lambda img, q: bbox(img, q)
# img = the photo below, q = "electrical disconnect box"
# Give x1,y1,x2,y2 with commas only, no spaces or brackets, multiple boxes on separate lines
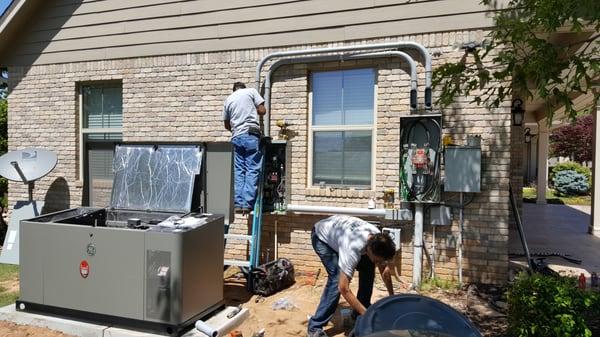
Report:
429,205,452,225
444,146,481,193
399,115,442,203
263,140,288,212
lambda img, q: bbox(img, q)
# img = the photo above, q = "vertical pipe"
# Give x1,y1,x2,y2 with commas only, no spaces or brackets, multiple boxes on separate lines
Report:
413,203,424,288
274,218,278,260
458,192,463,286
431,224,436,279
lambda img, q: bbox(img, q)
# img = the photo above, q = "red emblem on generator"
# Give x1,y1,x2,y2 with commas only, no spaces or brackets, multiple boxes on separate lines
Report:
80,260,90,278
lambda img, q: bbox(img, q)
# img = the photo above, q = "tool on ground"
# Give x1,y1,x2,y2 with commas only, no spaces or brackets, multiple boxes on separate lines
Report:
228,330,243,337
227,305,243,319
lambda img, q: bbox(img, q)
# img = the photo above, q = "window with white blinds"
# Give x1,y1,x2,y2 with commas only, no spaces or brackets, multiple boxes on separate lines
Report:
310,68,375,187
80,83,122,206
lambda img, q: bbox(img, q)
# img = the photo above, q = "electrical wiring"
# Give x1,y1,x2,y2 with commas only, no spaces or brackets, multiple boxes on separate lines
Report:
400,117,442,202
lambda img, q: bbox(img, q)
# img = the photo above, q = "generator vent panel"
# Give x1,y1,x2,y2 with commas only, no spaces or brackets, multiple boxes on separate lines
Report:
444,146,481,193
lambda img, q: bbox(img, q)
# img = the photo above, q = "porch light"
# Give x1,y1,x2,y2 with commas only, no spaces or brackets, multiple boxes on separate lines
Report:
524,128,535,143
511,98,524,126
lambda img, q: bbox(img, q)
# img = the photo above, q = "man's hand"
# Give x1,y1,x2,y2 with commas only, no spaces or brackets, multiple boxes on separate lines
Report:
378,262,394,296
224,120,231,131
338,272,367,315
256,103,266,116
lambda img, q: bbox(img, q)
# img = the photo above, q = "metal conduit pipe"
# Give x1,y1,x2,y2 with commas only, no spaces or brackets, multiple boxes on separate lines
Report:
262,51,418,137
255,42,433,113
286,204,387,217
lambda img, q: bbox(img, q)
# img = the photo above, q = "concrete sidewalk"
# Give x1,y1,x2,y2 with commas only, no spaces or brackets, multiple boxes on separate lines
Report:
509,203,600,279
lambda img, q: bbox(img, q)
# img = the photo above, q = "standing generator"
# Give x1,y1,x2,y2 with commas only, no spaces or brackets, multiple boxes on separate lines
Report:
17,143,230,336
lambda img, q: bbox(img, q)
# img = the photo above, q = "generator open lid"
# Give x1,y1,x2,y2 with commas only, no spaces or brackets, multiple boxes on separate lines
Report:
110,144,203,213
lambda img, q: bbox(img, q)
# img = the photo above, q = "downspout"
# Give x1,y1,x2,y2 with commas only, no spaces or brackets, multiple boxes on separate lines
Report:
263,51,419,137
256,42,432,135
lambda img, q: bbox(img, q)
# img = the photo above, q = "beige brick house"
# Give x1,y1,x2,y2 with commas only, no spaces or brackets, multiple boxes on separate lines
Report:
0,0,518,285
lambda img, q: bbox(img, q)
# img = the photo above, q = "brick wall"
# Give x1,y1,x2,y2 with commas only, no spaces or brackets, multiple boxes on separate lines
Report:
7,30,510,284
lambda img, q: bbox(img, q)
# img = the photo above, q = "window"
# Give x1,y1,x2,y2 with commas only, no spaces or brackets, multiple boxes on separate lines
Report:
79,82,122,206
309,68,376,187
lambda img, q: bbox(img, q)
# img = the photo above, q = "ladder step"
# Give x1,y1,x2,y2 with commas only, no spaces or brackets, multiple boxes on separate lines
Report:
224,259,250,267
224,234,253,241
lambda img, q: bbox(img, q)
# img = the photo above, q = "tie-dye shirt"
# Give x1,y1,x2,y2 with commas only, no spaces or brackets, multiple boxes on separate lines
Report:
314,215,380,278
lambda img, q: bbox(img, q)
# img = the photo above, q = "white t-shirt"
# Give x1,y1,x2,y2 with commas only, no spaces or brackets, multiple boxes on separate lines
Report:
314,215,380,278
222,88,265,138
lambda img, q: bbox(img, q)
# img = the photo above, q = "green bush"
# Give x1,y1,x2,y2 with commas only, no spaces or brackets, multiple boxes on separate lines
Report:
553,170,590,196
551,162,592,186
508,272,599,337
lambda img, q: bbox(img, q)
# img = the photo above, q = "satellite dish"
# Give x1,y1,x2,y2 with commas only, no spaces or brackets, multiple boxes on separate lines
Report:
0,148,57,183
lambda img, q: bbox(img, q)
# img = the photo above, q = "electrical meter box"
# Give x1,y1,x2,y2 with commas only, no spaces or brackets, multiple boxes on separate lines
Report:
399,114,442,203
263,140,289,213
444,146,481,193
17,143,229,336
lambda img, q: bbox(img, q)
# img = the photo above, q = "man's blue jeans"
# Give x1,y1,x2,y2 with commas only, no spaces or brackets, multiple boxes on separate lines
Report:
232,133,262,209
308,229,375,333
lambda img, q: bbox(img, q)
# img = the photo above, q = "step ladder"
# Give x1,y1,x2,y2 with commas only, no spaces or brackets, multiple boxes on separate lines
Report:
223,140,268,279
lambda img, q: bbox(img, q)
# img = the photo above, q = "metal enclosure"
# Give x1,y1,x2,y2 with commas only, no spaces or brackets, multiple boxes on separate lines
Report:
17,144,229,336
399,114,443,203
444,146,481,193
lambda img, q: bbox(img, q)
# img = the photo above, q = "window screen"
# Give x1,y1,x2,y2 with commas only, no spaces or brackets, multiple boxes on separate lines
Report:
81,83,122,206
311,69,375,187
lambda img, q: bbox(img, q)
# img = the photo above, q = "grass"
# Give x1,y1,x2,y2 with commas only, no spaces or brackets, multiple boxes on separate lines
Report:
419,277,459,291
0,264,18,307
523,187,591,205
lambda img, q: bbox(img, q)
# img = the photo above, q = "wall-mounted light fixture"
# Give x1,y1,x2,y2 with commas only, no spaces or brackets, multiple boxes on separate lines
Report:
524,127,536,143
511,98,524,126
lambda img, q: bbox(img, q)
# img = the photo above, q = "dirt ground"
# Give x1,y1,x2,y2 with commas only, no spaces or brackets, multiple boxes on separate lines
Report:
0,269,508,337
224,270,508,337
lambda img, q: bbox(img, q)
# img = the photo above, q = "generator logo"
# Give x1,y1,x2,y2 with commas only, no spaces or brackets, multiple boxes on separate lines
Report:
86,243,96,256
80,260,90,278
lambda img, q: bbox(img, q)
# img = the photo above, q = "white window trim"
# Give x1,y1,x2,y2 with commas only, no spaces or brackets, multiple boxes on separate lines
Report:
78,85,123,181
307,69,378,190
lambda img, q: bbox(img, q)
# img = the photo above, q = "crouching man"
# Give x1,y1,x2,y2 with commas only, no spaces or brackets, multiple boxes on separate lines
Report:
307,215,396,337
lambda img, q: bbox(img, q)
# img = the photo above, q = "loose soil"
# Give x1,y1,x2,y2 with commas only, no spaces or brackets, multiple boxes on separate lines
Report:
0,269,509,337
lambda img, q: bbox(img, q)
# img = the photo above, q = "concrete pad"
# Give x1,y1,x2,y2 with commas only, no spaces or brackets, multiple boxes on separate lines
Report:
0,304,248,337
0,304,106,337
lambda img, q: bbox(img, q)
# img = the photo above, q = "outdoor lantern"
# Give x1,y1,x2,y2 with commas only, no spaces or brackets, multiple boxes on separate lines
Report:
523,127,535,143
511,98,524,126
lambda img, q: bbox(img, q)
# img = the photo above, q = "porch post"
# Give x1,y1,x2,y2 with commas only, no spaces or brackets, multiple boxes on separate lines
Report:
590,90,600,237
536,118,549,204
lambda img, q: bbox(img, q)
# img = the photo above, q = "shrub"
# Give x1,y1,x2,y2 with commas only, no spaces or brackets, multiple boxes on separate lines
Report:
551,161,591,186
553,170,590,196
507,272,599,337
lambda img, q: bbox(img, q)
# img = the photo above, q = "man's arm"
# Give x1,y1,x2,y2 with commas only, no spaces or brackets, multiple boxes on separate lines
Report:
256,103,266,116
338,272,367,315
224,120,231,131
378,263,394,296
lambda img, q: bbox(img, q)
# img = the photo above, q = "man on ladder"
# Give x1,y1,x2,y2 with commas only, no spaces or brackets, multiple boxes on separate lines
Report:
223,81,266,215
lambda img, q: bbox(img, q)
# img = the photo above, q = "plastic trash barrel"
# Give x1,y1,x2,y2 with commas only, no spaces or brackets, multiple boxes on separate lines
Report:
353,294,482,337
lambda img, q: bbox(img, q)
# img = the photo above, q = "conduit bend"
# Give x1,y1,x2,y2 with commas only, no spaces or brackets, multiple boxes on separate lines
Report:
255,41,432,109
262,50,419,137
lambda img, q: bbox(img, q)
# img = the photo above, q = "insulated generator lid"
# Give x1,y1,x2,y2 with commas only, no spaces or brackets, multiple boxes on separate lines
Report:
110,144,202,213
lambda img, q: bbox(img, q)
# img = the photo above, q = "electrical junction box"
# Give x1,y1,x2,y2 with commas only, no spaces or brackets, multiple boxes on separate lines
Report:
382,227,401,248
444,146,481,193
429,206,452,226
